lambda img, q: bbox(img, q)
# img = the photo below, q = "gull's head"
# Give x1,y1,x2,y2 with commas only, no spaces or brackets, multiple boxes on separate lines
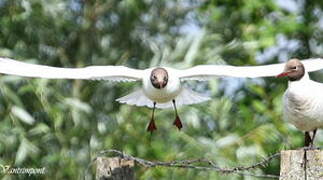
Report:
150,68,168,89
277,59,305,81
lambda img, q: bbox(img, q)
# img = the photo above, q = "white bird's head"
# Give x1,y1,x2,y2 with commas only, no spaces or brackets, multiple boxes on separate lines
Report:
150,68,168,89
277,59,305,81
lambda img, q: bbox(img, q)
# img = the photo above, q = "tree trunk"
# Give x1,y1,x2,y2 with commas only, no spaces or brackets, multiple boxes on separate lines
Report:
280,149,323,180
96,157,135,180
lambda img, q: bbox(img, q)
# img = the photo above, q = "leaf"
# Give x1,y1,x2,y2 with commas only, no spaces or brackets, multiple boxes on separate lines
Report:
11,106,35,125
15,139,28,165
29,123,50,135
215,134,240,147
15,138,39,165
64,98,92,114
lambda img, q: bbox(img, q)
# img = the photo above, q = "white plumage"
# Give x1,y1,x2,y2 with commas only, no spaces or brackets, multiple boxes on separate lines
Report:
277,59,323,146
0,57,323,109
283,73,323,131
1,57,323,132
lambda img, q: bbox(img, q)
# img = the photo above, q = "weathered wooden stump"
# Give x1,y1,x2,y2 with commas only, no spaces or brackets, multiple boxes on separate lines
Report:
280,149,323,180
96,157,135,180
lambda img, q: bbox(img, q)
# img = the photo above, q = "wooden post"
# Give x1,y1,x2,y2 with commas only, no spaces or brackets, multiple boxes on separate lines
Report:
280,150,323,180
96,157,135,180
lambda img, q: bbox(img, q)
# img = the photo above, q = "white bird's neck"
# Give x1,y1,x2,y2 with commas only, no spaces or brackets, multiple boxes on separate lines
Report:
288,71,311,89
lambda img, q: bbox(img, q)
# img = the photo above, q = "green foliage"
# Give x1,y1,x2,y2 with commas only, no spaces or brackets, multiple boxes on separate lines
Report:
0,0,322,179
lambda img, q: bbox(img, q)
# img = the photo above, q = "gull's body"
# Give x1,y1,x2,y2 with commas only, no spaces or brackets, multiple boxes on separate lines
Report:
118,67,209,109
142,68,181,103
278,59,323,146
120,67,184,108
1,57,323,132
283,74,323,132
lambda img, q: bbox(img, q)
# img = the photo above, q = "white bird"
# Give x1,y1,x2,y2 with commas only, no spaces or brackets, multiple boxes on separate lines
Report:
1,57,323,133
277,59,323,147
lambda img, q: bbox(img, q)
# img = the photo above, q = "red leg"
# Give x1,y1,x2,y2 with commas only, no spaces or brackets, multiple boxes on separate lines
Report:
172,100,183,130
147,102,157,133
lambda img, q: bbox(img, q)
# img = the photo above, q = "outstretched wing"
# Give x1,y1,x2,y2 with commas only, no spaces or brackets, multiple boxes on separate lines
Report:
177,58,323,81
0,57,144,82
301,58,323,72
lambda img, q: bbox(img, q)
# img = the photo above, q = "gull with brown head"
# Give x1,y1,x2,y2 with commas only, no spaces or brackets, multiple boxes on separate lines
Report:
1,57,323,133
277,58,323,147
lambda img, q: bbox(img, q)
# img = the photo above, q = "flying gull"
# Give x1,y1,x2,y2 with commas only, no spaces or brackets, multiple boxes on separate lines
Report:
0,57,323,133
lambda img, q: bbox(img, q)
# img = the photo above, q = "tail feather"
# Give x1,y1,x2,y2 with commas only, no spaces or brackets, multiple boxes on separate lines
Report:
116,88,210,109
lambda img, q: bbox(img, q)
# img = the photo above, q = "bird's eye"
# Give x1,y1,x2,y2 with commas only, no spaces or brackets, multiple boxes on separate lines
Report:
153,75,157,79
291,66,297,70
164,77,167,81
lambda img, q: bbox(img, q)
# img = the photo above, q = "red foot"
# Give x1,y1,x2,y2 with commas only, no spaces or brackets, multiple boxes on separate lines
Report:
147,119,157,133
173,115,183,130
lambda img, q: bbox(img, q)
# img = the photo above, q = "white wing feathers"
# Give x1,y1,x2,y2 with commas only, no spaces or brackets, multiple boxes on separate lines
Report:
2,57,322,82
116,88,210,109
116,89,153,107
178,58,323,81
0,57,143,82
300,58,323,72
174,88,210,107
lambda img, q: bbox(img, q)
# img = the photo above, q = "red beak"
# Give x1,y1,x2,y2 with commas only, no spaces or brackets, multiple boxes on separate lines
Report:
276,72,289,78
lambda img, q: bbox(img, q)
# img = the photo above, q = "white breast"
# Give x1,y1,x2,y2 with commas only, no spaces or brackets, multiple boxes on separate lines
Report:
142,68,182,103
283,76,323,131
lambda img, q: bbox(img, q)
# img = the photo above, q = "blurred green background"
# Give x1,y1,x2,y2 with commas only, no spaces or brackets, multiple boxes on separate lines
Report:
0,0,322,179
